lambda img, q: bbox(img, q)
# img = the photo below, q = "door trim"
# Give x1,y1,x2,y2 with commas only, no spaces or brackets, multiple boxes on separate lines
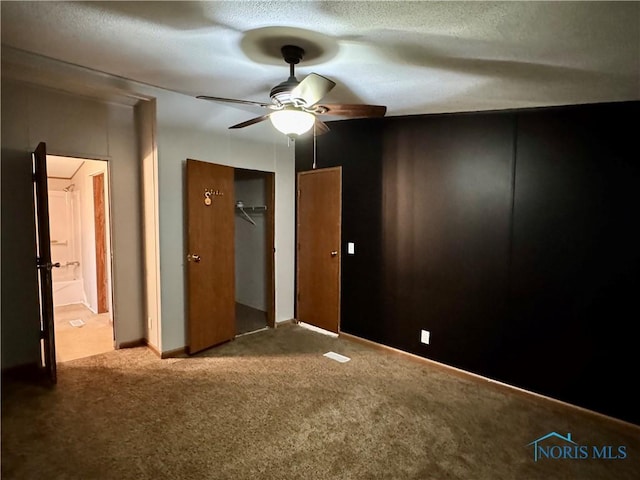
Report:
265,172,276,328
49,155,117,348
93,172,109,314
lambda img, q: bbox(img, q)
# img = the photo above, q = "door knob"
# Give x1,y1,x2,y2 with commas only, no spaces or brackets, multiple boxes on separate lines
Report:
331,251,338,257
37,261,61,270
187,254,201,263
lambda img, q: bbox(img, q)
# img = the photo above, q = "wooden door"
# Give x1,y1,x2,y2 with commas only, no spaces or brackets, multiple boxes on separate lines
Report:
297,167,342,333
32,142,58,384
93,173,109,314
186,159,235,354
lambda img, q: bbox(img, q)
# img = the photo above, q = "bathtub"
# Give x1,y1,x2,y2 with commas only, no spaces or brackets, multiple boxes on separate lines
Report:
52,278,87,307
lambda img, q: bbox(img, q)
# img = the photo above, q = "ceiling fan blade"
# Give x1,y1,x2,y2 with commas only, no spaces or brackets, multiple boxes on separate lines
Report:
229,114,271,129
196,95,276,110
316,104,387,118
291,73,336,107
314,119,330,135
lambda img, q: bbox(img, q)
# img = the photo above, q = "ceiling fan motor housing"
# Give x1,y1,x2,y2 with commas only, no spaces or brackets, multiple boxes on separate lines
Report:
270,77,300,106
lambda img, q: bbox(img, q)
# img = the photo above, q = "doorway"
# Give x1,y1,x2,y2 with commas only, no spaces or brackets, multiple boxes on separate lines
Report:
234,169,275,336
45,155,115,362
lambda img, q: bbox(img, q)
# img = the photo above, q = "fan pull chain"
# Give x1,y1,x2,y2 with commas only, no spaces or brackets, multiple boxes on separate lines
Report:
313,122,317,170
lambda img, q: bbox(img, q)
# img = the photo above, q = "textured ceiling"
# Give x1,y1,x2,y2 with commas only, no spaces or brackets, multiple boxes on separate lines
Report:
2,1,639,136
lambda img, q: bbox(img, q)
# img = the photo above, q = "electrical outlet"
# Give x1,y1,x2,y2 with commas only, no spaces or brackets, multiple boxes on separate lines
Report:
148,317,153,330
420,329,430,345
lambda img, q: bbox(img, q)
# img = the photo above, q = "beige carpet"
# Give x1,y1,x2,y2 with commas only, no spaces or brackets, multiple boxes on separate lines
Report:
54,303,113,362
2,323,638,479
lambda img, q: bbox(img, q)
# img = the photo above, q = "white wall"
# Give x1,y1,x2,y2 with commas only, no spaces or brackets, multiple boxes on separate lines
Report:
235,176,267,311
47,189,81,285
1,79,143,368
47,191,71,280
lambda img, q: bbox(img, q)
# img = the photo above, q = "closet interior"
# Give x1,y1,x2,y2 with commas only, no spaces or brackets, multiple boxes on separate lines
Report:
234,168,271,335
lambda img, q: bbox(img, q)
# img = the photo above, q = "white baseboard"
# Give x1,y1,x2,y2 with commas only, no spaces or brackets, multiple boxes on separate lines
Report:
298,322,339,338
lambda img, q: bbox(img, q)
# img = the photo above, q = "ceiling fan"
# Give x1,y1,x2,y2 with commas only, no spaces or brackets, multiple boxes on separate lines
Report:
197,45,387,136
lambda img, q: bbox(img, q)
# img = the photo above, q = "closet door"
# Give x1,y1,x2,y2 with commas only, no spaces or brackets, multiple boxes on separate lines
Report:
297,167,342,333
186,159,235,354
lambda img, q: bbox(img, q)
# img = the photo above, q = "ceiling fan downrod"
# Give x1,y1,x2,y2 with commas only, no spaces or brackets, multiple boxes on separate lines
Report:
281,44,305,77
270,45,306,106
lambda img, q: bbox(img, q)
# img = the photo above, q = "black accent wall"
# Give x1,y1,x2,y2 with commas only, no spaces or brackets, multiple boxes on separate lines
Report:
295,101,639,425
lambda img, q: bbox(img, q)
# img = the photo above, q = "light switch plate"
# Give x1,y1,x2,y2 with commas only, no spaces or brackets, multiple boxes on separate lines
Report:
347,242,355,254
421,330,430,344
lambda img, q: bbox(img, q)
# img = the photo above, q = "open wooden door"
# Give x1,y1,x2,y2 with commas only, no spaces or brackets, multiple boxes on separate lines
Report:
32,142,58,384
297,167,342,333
186,159,235,354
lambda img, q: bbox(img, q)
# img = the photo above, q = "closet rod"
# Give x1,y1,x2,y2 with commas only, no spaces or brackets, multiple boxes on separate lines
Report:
235,203,267,211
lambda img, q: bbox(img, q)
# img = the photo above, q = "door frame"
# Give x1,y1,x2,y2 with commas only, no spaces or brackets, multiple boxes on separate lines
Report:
47,154,117,349
265,171,276,329
233,168,276,329
93,172,109,314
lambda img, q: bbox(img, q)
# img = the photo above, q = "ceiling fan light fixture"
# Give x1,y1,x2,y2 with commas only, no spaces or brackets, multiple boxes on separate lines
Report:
269,109,315,136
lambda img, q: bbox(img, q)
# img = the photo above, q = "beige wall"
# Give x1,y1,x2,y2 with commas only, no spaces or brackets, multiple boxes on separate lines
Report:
1,79,144,368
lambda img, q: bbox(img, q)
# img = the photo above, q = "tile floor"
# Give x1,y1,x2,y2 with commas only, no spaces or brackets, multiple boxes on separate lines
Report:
53,303,114,362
